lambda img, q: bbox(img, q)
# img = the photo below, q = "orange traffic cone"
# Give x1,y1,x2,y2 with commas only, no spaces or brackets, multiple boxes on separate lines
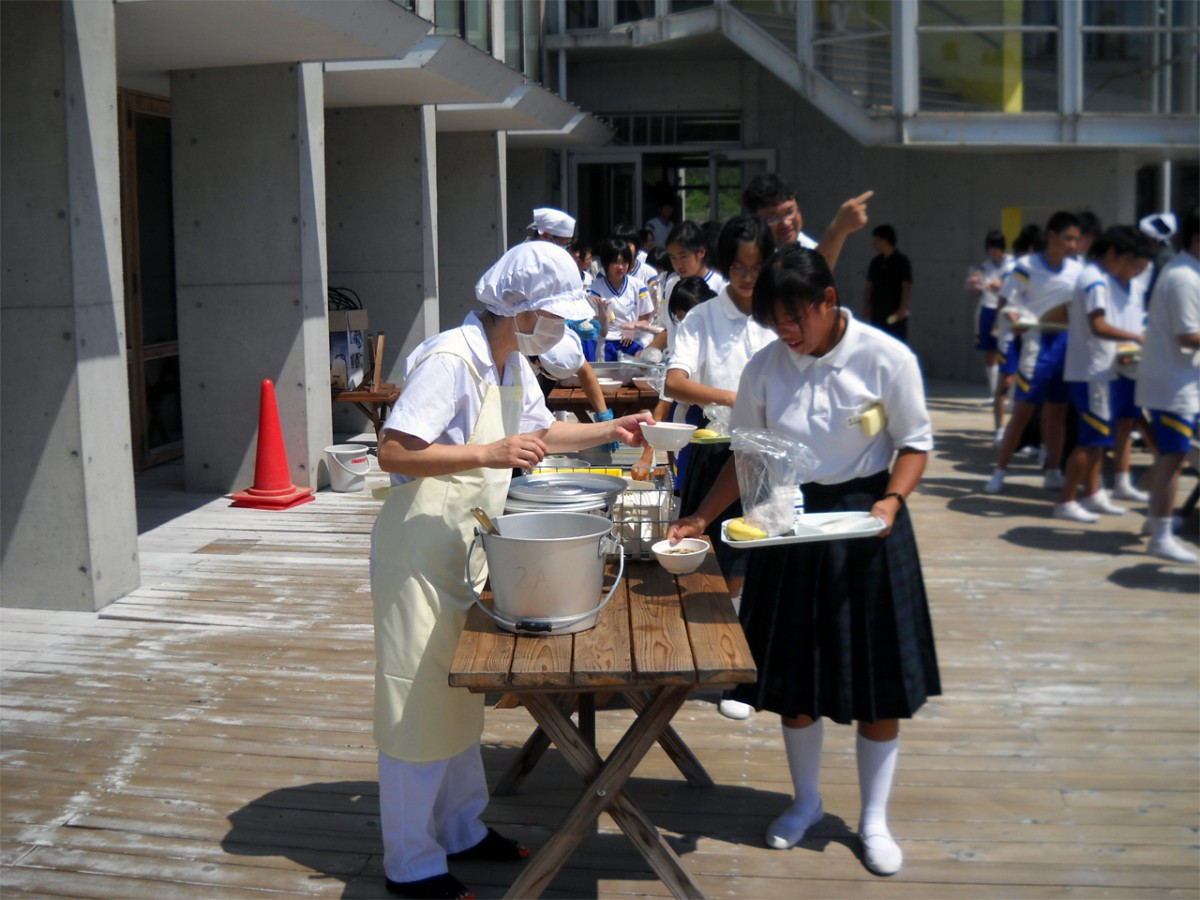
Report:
230,379,315,510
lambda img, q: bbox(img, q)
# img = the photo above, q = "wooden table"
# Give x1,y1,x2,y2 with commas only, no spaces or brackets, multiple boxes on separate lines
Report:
449,547,756,899
332,383,400,442
547,384,658,422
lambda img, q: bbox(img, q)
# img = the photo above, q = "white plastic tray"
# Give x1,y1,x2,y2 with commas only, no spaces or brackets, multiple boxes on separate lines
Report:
720,511,885,548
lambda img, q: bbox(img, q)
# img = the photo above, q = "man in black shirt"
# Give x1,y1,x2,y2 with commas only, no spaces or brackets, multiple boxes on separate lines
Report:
862,224,912,343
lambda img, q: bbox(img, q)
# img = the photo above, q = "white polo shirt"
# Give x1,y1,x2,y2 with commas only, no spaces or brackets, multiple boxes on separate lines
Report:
1003,252,1083,319
1136,251,1200,416
1064,262,1118,383
588,275,653,340
668,286,777,392
977,254,1014,310
384,312,553,484
658,268,729,353
731,309,934,485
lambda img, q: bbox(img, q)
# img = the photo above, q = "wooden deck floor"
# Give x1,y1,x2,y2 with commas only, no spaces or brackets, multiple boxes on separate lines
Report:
3,382,1197,898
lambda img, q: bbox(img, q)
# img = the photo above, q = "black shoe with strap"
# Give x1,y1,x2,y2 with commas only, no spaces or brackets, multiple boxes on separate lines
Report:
447,827,531,862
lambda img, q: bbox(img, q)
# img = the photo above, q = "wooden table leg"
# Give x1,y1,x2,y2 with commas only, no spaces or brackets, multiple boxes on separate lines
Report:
507,687,705,900
623,691,714,788
493,695,576,796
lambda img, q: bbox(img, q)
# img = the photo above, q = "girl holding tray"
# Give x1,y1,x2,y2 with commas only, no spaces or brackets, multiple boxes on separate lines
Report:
667,246,940,877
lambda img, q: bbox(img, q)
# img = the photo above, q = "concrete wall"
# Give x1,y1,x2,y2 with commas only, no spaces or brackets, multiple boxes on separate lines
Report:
436,131,506,328
505,147,564,249
565,53,1143,382
170,63,331,493
326,105,439,428
1,0,140,610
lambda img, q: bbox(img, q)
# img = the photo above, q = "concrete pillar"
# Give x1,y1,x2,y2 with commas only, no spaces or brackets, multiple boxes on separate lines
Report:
170,63,331,493
0,0,140,610
436,131,506,327
325,105,439,415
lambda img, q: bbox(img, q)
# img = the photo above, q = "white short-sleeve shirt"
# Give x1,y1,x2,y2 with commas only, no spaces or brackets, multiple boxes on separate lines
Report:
668,286,778,392
1135,251,1200,416
1002,252,1084,319
588,275,653,340
383,312,554,484
658,268,729,353
731,309,934,485
1064,262,1118,383
977,254,1014,310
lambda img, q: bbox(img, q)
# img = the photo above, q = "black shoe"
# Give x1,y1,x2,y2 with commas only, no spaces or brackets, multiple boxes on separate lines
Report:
447,827,531,862
385,873,474,899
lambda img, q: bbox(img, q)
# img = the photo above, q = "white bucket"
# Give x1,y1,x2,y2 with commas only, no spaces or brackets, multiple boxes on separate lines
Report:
325,444,371,492
467,511,624,636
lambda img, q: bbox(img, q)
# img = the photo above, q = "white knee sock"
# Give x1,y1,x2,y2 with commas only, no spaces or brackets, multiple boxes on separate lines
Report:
856,733,898,837
765,720,824,849
985,363,999,397
857,733,903,874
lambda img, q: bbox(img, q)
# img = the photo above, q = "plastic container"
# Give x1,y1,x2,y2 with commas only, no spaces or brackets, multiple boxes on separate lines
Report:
466,512,625,635
324,444,370,492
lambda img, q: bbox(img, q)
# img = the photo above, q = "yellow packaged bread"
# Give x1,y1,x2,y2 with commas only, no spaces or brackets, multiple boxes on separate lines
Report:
693,428,720,439
726,517,768,541
859,404,887,437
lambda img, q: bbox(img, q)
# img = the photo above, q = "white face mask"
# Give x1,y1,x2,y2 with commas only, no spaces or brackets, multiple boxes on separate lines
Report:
515,315,566,356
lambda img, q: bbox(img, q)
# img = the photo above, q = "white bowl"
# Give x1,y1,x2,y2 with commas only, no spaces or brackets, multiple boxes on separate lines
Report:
640,422,696,451
651,538,709,574
595,377,622,394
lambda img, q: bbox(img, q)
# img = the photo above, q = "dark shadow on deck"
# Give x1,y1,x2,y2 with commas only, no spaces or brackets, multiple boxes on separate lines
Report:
220,749,854,898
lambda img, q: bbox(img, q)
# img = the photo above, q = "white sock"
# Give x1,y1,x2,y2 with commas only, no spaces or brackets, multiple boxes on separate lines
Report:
765,720,824,848
1150,516,1175,542
783,720,823,809
857,733,898,838
1115,471,1135,492
985,364,999,397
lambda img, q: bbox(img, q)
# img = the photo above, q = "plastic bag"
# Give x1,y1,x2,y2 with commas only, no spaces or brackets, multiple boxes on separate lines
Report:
702,403,732,436
730,429,817,536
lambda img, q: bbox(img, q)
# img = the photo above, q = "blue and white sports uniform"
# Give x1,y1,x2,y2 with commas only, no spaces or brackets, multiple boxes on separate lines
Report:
1135,251,1200,455
586,274,654,362
1064,263,1120,447
975,254,1013,352
1002,252,1083,405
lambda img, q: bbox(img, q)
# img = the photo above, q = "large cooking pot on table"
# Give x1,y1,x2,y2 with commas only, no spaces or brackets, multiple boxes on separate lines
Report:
467,511,625,636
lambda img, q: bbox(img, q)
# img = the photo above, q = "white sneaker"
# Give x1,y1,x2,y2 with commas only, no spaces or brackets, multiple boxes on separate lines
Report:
993,427,1005,447
1017,445,1040,458
1043,470,1065,490
1111,483,1150,502
1147,536,1198,564
1079,490,1126,516
983,470,1006,494
765,799,823,850
718,698,753,720
860,829,903,876
1053,501,1099,523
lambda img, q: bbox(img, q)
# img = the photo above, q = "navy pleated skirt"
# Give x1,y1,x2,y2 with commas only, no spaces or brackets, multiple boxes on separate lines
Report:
678,441,746,580
729,470,941,724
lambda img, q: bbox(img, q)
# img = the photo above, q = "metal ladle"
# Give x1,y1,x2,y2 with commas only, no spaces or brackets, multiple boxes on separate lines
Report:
471,506,500,536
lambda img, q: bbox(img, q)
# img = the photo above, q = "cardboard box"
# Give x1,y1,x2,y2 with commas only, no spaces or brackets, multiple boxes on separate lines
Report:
329,309,368,390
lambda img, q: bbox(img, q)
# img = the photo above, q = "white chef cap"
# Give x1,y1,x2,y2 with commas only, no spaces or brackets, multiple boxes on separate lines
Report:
475,241,595,319
1139,212,1177,243
528,207,576,239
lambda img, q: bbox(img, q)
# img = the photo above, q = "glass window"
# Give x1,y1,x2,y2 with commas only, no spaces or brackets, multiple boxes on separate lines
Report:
523,0,542,80
670,1,713,12
504,0,523,69
812,1,892,112
916,0,1058,113
465,1,490,52
1082,0,1199,114
732,0,797,52
433,0,461,36
616,1,656,24
565,1,599,30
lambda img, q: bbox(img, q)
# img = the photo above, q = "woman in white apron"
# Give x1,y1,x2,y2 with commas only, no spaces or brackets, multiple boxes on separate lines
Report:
372,242,650,900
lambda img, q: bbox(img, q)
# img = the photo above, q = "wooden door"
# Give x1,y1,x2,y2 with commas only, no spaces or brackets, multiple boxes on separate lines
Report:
119,90,183,470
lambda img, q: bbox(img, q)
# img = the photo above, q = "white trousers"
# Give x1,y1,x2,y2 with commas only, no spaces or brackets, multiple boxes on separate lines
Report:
378,743,490,882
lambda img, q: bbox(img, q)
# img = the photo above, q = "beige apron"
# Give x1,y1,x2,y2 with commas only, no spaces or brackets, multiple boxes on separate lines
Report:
372,335,521,762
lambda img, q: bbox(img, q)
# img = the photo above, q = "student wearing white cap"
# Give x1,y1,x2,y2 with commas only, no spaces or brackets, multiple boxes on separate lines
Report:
372,241,651,899
1137,209,1200,563
527,206,576,246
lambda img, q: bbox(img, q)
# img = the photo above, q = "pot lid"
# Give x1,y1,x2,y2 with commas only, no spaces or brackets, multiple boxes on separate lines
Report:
508,472,627,503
